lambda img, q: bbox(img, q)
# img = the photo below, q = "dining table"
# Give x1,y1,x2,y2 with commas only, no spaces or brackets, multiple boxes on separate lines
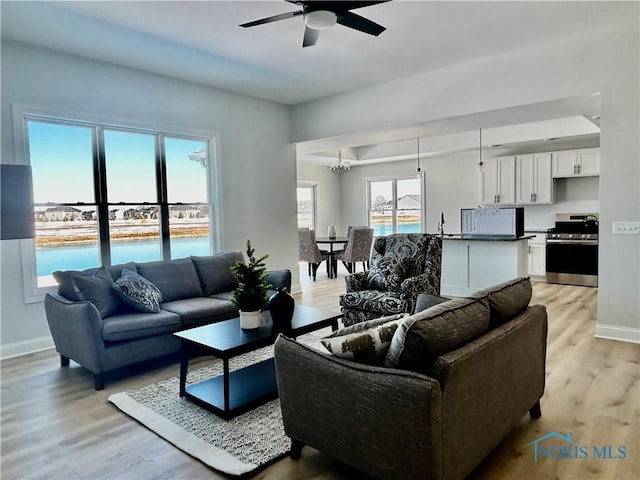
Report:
315,236,349,279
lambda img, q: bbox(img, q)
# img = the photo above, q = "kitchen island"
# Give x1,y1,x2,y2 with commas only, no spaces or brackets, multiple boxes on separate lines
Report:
440,234,533,297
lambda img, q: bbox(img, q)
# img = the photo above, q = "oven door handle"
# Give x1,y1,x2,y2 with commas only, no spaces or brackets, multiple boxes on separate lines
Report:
546,239,598,245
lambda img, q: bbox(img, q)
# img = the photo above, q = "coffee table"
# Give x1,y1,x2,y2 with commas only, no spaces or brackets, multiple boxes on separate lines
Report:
174,305,341,420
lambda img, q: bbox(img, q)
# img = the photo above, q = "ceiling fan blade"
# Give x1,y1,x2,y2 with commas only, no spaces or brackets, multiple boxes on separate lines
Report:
334,1,391,10
286,1,390,10
303,26,320,47
240,10,302,28
337,10,386,36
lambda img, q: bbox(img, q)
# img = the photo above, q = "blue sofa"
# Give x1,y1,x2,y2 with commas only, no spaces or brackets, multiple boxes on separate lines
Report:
44,252,291,389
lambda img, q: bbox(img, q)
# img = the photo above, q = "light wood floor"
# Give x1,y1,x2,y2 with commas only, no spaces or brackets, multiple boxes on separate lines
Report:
1,264,639,480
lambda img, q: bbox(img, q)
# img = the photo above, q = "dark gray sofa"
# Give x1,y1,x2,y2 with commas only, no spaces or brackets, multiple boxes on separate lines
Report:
44,252,291,390
275,277,547,480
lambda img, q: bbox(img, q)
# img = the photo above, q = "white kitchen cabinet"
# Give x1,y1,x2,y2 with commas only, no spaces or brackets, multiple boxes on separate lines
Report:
576,148,600,176
527,233,547,279
515,153,553,204
552,147,600,177
480,156,516,205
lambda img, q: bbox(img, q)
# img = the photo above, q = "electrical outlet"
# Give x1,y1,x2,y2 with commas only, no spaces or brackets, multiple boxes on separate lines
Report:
613,221,640,235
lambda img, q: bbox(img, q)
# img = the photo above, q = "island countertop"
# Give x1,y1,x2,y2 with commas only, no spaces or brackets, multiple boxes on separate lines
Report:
432,234,535,242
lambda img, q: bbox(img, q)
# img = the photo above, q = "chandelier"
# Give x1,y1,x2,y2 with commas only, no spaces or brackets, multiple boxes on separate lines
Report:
329,149,351,173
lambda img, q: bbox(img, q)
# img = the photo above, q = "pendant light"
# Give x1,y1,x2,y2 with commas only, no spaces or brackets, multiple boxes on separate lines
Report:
416,137,422,177
477,128,484,174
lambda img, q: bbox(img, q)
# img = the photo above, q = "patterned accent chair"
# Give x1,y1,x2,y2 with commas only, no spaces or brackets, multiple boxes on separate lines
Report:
298,228,329,281
335,227,374,274
339,233,442,326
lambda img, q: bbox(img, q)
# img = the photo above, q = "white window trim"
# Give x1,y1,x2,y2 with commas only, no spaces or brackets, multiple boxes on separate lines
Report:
365,172,426,234
12,103,221,303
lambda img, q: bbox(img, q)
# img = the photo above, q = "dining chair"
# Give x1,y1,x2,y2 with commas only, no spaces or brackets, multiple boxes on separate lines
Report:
335,227,374,274
298,228,329,281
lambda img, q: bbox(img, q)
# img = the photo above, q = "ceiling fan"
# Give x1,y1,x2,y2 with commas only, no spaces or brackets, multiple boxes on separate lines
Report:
240,1,390,47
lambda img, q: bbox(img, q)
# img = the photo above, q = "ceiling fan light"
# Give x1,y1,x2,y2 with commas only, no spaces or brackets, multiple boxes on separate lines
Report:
304,10,337,29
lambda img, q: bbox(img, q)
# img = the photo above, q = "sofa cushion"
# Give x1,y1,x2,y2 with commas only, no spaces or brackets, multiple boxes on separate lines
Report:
136,258,203,303
367,256,410,292
161,297,238,327
107,262,138,281
470,277,532,329
53,262,137,301
72,267,122,318
101,309,182,342
321,313,408,364
384,297,490,371
112,269,163,313
191,252,243,296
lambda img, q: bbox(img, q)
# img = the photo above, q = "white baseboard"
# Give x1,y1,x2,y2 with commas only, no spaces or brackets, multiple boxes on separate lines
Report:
290,283,302,295
594,324,640,344
0,335,55,360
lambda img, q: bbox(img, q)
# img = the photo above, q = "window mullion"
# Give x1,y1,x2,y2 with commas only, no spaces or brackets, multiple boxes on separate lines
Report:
392,179,398,233
95,126,111,266
156,134,171,260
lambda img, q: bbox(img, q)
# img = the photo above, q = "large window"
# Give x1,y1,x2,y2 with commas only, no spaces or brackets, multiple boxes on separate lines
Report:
297,183,317,229
368,176,423,236
25,115,215,289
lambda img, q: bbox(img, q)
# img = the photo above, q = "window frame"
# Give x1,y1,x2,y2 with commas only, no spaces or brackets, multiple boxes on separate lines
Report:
296,181,318,230
365,172,426,235
12,104,221,303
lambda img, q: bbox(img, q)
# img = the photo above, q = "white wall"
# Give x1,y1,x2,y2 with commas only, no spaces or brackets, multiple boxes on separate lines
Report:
292,23,640,340
0,40,300,357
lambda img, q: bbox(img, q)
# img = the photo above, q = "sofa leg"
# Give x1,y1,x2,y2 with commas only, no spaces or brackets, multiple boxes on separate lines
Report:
94,373,105,391
60,355,70,367
290,438,304,459
529,400,542,419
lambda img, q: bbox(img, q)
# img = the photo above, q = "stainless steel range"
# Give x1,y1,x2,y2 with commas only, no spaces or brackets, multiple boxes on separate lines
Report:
546,213,598,287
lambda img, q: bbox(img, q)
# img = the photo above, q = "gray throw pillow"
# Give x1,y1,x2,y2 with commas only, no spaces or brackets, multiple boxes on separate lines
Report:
414,294,449,313
54,267,98,301
112,268,163,313
72,267,121,318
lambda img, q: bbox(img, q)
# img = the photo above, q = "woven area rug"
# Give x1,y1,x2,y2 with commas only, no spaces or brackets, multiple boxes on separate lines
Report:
108,331,326,477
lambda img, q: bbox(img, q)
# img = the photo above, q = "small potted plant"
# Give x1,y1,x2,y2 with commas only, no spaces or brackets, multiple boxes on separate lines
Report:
231,240,271,329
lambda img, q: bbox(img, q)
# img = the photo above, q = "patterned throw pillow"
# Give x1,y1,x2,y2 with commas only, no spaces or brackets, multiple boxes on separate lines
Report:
367,256,410,292
112,269,163,313
72,267,121,318
321,313,408,364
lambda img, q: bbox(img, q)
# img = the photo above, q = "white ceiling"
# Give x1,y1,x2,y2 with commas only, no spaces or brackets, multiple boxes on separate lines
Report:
2,1,630,162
